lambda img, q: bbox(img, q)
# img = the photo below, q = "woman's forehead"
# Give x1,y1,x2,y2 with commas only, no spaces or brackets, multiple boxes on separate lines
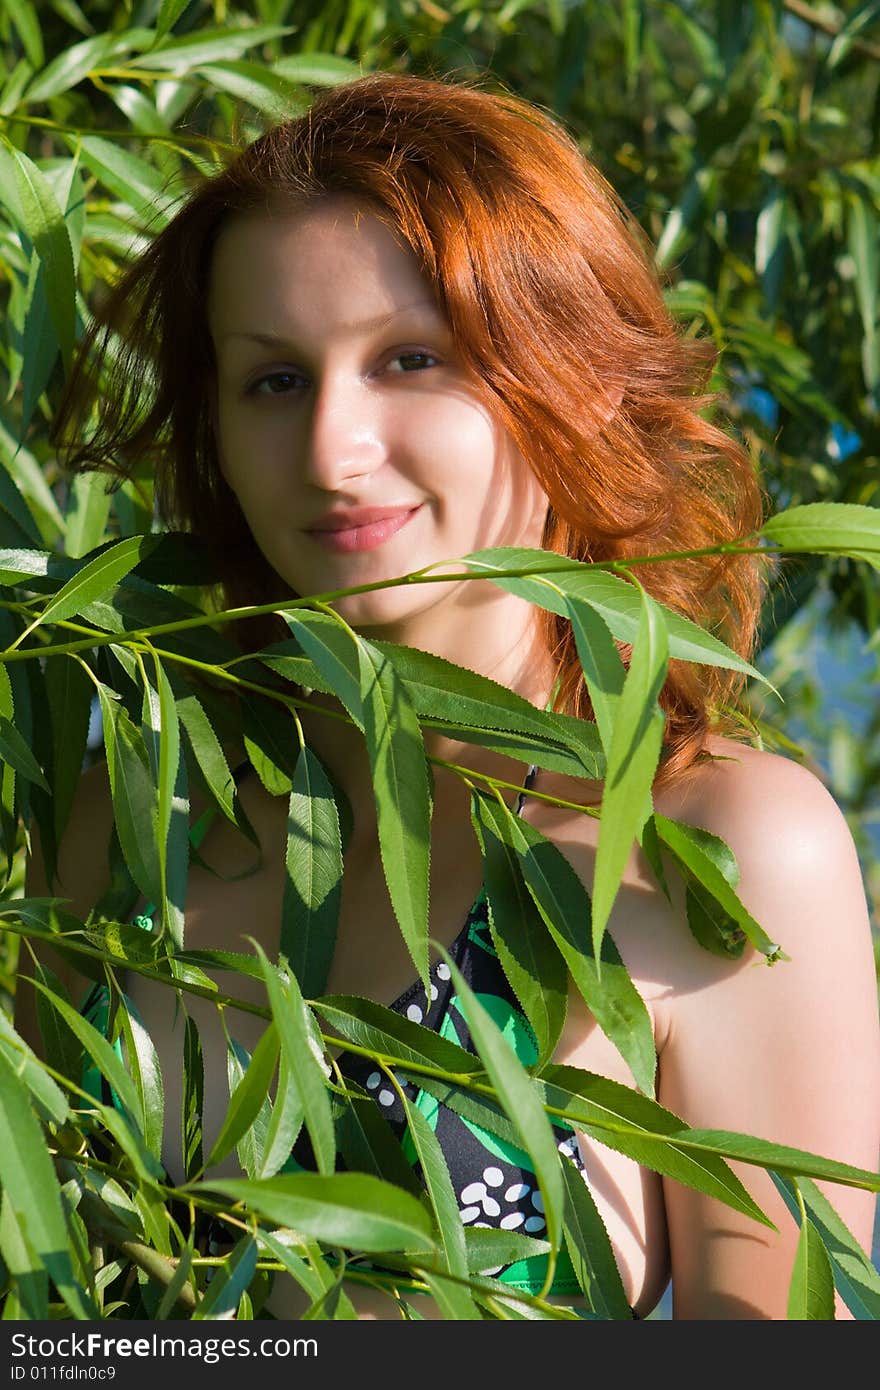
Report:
206,198,442,338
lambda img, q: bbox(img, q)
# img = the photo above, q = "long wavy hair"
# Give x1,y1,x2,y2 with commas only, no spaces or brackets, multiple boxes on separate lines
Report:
52,70,766,782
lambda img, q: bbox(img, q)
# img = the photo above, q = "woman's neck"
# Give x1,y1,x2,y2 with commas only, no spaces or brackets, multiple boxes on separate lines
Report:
297,590,556,843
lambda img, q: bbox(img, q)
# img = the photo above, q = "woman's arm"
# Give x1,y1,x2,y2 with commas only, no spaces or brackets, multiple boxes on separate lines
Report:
657,747,880,1319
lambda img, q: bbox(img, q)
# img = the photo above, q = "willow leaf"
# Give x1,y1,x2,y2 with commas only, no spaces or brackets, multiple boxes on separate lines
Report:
0,713,48,789
539,1066,771,1226
115,994,164,1162
0,1192,47,1320
242,693,297,797
4,141,75,368
563,593,625,755
336,1092,421,1196
592,586,667,960
772,1173,880,1320
28,974,140,1123
486,797,656,1097
761,502,880,569
253,941,335,1177
374,638,602,777
98,685,161,910
192,1235,258,1321
65,472,113,560
195,60,308,118
788,1214,835,1320
463,1225,552,1272
471,793,567,1069
282,745,343,996
205,1173,435,1253
0,1007,68,1126
182,1013,204,1180
23,30,153,103
258,1051,304,1179
29,535,157,637
129,23,294,70
676,1129,880,1191
401,1096,476,1315
285,612,363,726
176,687,239,828
152,655,187,946
441,949,564,1287
273,53,361,84
561,1155,631,1319
154,0,191,44
359,640,432,989
655,814,783,960
313,995,482,1076
0,1051,95,1319
73,136,177,226
205,1026,279,1172
3,0,43,67
226,1038,272,1179
463,546,765,682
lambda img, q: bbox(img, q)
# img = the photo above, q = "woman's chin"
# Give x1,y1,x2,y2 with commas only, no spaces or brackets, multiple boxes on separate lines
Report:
331,588,447,641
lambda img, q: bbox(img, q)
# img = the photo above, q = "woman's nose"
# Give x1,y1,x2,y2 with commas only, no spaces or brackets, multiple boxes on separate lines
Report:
301,374,386,491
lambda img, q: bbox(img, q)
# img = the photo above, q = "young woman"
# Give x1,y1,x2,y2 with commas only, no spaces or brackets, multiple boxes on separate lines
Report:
20,72,880,1319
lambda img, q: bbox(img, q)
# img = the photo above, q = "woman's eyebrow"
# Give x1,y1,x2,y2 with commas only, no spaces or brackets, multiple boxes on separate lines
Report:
218,300,442,345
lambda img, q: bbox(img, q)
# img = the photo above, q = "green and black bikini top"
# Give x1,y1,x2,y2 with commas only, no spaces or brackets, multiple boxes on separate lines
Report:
80,763,599,1302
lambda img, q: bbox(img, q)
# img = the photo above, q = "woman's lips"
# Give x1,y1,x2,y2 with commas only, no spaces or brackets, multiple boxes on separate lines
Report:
305,505,421,554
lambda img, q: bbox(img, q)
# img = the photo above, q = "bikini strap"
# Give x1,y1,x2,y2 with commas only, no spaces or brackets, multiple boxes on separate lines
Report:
514,762,539,817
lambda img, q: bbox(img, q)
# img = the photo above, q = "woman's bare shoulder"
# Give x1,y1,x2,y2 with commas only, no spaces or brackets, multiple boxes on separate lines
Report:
659,736,864,918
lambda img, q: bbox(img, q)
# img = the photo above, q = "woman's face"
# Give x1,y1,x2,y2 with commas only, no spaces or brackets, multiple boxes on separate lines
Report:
208,198,549,639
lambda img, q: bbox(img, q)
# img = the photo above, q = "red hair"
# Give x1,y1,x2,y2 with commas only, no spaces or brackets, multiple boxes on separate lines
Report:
53,71,766,781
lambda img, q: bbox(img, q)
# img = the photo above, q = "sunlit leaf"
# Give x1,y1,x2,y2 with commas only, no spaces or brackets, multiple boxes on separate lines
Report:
192,1234,258,1321
761,502,880,570
655,814,783,960
591,586,667,959
539,1066,771,1225
115,994,164,1162
258,1050,304,1179
23,30,154,103
787,1212,835,1320
313,995,482,1077
195,60,308,118
561,1156,631,1318
359,640,432,988
25,535,158,639
129,24,294,71
182,1012,204,1180
471,793,567,1069
252,941,335,1177
772,1173,880,1320
0,1051,94,1318
205,1025,279,1171
282,745,343,997
204,1173,435,1253
463,547,765,683
2,141,75,369
481,794,656,1097
97,684,162,910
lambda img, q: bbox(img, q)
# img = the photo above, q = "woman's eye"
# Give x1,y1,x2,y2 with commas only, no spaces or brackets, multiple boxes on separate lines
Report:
249,371,305,396
387,351,440,374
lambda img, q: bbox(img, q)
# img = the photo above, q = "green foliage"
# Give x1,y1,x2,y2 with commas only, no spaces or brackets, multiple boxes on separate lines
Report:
0,0,877,1323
